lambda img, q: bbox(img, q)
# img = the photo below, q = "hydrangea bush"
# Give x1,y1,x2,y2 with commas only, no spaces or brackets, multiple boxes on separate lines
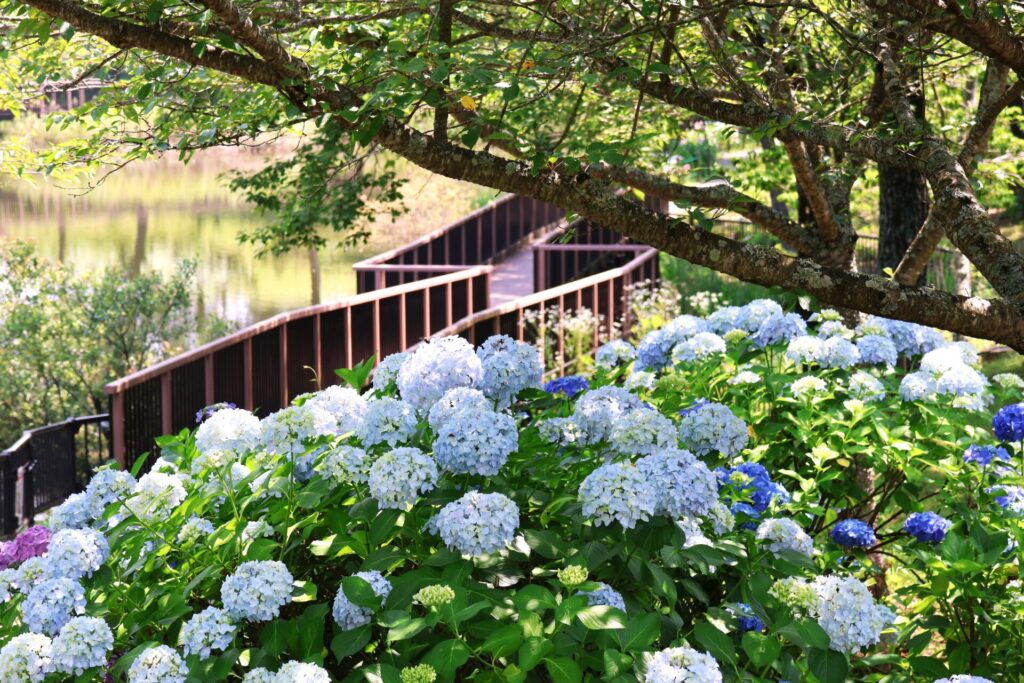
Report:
1,317,1022,682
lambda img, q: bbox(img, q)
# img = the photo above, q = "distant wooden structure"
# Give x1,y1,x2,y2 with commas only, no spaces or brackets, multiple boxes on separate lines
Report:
0,78,106,120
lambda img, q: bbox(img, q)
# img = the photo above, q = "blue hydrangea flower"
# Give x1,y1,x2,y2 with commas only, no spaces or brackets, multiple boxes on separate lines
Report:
372,352,409,393
847,371,885,402
636,449,718,518
607,409,678,457
716,463,789,516
580,582,626,612
127,645,188,683
863,317,944,356
544,375,589,399
934,365,988,399
899,372,935,402
595,340,636,369
988,484,1024,514
732,603,764,633
332,570,392,630
645,645,723,683
367,447,438,508
578,462,656,529
830,519,876,548
179,606,236,660
672,332,726,363
221,560,294,622
23,578,86,635
705,305,743,334
434,409,517,475
0,633,54,682
636,328,676,371
903,512,951,543
736,299,784,333
477,335,544,408
856,334,898,367
431,491,519,556
993,403,1024,442
427,387,491,432
83,466,136,519
963,444,1010,467
51,616,113,675
752,312,806,348
785,335,823,365
397,336,483,410
356,398,418,449
818,337,860,369
572,386,646,444
677,401,749,457
42,528,109,582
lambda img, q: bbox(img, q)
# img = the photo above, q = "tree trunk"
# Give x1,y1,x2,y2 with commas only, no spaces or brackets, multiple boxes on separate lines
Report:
878,163,929,276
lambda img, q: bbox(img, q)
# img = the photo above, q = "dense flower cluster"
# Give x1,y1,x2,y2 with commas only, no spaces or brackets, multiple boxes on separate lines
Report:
579,461,656,528
544,375,589,398
830,519,877,548
808,576,894,653
433,408,517,475
179,606,237,659
357,397,418,448
372,351,408,392
127,645,188,683
637,449,718,518
595,339,636,368
0,633,53,682
367,447,439,508
993,403,1024,442
0,525,50,568
333,570,392,630
581,582,626,611
23,577,86,635
431,491,519,556
904,512,952,544
716,463,789,521
51,616,113,675
755,518,814,557
963,444,1010,467
677,401,749,457
396,336,483,410
645,645,723,683
476,334,543,407
42,528,108,581
221,560,294,622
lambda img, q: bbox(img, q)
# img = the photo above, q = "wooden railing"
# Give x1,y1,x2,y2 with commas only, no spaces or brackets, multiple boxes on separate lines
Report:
103,266,492,469
353,194,563,292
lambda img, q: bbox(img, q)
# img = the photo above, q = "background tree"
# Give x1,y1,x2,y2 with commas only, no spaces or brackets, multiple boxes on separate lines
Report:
3,0,1024,347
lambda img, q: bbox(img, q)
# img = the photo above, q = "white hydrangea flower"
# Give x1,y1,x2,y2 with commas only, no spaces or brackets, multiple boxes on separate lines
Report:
23,578,86,635
993,373,1024,389
242,668,277,683
636,449,718,518
177,516,215,545
242,520,275,544
372,352,409,393
356,398,418,449
933,676,996,683
127,645,188,683
275,661,332,683
427,387,491,432
816,320,852,338
221,560,294,622
921,343,979,373
785,335,823,365
595,339,636,369
729,370,761,385
194,408,261,470
847,371,885,402
608,408,678,457
818,336,860,369
303,385,367,436
179,606,237,659
0,568,16,602
537,417,585,447
42,528,109,581
259,403,336,462
579,462,656,529
899,371,935,401
14,556,48,594
811,575,894,654
51,616,113,675
0,633,53,682
476,334,544,408
84,466,137,519
332,570,392,630
367,447,438,509
645,645,722,683
755,518,815,557
625,369,657,391
790,376,827,398
677,401,749,458
671,332,726,363
856,334,898,367
434,408,518,475
397,336,483,410
125,471,187,522
431,491,520,556
318,445,372,485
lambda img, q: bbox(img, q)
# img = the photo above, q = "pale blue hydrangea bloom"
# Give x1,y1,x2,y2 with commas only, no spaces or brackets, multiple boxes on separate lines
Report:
127,645,188,683
677,401,749,457
578,462,656,529
934,364,988,398
303,384,367,436
645,645,723,683
625,369,657,391
809,575,894,653
755,518,815,557
0,633,53,682
275,661,332,683
434,408,517,475
921,343,979,373
856,334,898,367
84,466,136,519
595,339,636,369
707,501,736,535
51,616,113,675
572,386,646,444
356,398,418,449
704,305,743,334
933,676,995,683
318,445,372,485
536,417,585,447
372,352,409,393
259,403,336,462
397,336,483,410
14,556,48,594
899,371,935,401
581,582,626,612
729,370,761,385
332,570,392,630
221,560,294,622
0,568,16,602
125,471,187,522
42,528,109,581
785,335,823,365
431,491,519,555
636,449,718,518
863,317,944,356
608,409,678,457
735,299,784,333
242,668,276,683
672,332,726,363
816,320,852,338
636,327,677,371
847,372,885,402
427,387,491,432
790,376,827,398
179,606,237,659
48,493,94,531
752,312,807,348
367,447,438,508
177,516,215,545
818,336,860,369
194,408,262,471
23,578,86,635
242,520,274,544
476,335,544,408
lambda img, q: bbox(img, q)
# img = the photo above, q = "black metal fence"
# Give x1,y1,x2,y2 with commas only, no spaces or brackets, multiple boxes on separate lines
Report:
0,415,109,536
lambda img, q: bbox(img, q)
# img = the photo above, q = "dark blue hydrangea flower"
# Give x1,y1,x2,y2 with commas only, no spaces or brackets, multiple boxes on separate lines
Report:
715,462,791,516
636,329,675,371
903,512,951,543
730,502,760,530
830,519,876,548
734,603,764,633
195,402,237,424
678,398,710,417
543,375,589,399
993,403,1024,442
963,444,1011,467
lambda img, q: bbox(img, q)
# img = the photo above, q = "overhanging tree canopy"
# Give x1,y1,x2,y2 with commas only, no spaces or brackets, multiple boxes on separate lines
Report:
3,0,1024,347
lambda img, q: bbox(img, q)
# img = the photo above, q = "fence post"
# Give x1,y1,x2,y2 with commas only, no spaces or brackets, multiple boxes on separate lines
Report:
160,374,172,436
204,354,215,406
399,294,408,351
111,393,125,467
1,457,16,536
278,325,289,407
243,338,254,410
313,314,323,381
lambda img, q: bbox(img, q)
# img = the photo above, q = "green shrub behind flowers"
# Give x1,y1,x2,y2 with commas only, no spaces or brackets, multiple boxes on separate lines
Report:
1,302,1022,683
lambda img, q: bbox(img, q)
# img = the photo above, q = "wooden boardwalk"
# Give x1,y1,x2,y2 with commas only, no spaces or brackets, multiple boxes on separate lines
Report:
489,243,536,304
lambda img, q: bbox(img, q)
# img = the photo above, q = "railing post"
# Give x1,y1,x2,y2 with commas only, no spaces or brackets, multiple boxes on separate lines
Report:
279,325,289,407
445,283,453,327
204,354,215,406
1,457,16,536
423,287,432,339
399,293,407,351
313,313,323,382
243,338,254,410
111,393,125,468
606,279,616,339
373,299,381,359
160,374,172,436
345,307,354,368
557,294,566,376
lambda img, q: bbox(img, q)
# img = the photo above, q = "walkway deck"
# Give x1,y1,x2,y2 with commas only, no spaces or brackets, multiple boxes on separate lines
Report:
489,243,535,304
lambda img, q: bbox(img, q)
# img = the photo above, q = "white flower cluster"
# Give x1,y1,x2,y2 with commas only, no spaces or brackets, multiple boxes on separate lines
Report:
595,339,636,369
127,645,189,683
49,466,137,530
671,331,726,363
637,449,718,518
242,519,275,544
774,575,894,653
0,633,53,682
51,616,113,675
357,397,418,448
846,371,885,402
179,606,237,659
476,334,543,407
431,491,519,555
578,462,656,529
244,661,332,683
368,447,439,509
194,408,262,472
303,384,367,436
755,518,815,557
899,343,989,409
125,471,187,522
177,515,215,545
372,351,409,392
677,401,749,457
645,645,723,683
221,560,294,622
790,375,827,398
259,403,336,463
318,445,372,485
332,570,392,630
607,409,678,457
397,336,483,410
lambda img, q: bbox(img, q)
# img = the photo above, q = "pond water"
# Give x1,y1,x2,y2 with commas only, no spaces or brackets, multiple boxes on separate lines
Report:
0,146,486,327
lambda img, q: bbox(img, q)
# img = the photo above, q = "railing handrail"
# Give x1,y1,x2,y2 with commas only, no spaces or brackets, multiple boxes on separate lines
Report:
103,265,493,394
1,414,108,458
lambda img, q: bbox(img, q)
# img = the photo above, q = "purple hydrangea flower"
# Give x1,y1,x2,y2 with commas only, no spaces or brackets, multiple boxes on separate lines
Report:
196,402,238,424
0,526,52,568
830,519,876,548
903,512,951,544
993,403,1024,442
543,376,590,399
